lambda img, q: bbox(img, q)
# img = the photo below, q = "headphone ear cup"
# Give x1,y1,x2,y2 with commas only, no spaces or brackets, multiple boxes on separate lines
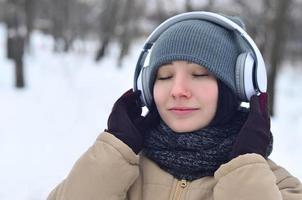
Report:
255,58,267,94
235,52,256,101
136,67,153,108
141,66,153,108
136,68,147,107
134,50,152,107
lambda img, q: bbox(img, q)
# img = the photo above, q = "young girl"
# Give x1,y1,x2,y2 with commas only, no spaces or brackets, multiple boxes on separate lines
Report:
48,12,302,200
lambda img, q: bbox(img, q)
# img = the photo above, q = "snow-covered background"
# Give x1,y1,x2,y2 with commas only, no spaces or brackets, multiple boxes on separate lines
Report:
0,23,301,200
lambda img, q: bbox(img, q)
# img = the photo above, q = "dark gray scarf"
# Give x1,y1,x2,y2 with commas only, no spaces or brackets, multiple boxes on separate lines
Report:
143,108,273,181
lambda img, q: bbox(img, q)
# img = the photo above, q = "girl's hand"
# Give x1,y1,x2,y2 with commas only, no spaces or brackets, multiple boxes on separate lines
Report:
230,93,271,159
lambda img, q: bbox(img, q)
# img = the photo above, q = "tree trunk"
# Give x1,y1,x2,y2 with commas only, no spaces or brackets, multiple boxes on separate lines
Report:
117,0,135,66
95,0,120,62
267,0,292,116
25,0,35,51
52,0,71,52
95,38,109,61
5,1,26,88
15,58,25,88
185,0,193,11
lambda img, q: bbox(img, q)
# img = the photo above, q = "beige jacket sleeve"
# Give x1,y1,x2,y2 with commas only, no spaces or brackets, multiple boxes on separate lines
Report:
268,159,302,200
214,153,302,200
47,132,140,200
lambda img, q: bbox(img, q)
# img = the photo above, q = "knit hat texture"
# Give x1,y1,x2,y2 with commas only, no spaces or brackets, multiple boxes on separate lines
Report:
148,18,244,95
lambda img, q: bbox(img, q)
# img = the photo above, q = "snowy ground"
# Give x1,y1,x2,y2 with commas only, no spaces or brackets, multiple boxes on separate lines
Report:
0,24,301,200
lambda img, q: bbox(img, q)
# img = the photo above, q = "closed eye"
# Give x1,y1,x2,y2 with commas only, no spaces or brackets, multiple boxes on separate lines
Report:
193,74,209,77
157,76,172,80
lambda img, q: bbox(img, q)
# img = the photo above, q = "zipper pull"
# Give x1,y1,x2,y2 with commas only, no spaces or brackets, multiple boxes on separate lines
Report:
180,179,187,188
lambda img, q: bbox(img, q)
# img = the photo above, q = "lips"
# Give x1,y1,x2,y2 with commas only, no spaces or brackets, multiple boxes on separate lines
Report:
168,107,199,116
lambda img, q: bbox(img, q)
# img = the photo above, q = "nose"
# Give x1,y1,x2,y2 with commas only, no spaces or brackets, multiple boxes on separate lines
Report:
170,75,191,99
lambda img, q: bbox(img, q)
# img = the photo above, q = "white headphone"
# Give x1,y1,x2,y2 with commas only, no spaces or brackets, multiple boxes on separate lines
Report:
133,11,267,109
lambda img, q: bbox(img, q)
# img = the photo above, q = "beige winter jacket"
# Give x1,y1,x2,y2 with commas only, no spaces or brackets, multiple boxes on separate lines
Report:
48,132,302,200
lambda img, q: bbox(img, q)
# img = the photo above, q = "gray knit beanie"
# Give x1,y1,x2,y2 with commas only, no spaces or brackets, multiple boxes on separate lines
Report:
148,18,244,95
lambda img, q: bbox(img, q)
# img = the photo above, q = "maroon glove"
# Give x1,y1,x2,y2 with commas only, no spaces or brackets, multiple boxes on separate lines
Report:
107,89,159,154
230,93,271,159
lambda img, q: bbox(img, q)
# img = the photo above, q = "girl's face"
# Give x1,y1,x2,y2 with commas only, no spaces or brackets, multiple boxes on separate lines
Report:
153,61,218,132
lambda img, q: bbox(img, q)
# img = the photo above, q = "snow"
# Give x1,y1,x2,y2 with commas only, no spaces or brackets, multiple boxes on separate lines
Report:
0,23,301,200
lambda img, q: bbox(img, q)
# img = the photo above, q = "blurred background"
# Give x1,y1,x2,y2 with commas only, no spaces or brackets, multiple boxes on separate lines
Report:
0,0,301,199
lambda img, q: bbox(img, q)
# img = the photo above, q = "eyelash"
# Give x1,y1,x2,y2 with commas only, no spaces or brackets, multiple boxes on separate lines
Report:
157,74,208,80
157,76,172,80
193,74,208,77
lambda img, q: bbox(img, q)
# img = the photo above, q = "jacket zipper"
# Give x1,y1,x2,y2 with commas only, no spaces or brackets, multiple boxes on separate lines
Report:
173,179,187,200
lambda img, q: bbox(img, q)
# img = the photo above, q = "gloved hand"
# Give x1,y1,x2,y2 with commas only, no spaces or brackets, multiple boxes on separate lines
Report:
230,93,271,159
107,89,159,154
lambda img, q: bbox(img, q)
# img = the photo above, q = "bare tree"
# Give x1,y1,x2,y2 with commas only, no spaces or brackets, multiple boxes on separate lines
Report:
117,0,144,66
267,0,292,115
24,0,36,50
5,0,26,88
95,0,120,61
285,0,302,61
51,0,73,52
117,0,134,66
185,0,193,11
155,0,169,22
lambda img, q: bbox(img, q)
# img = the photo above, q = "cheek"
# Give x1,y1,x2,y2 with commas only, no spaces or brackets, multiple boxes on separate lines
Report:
198,81,218,110
153,83,164,108
206,84,218,101
210,85,218,113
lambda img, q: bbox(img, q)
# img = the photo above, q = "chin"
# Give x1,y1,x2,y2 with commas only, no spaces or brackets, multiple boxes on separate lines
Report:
161,115,212,133
169,123,205,133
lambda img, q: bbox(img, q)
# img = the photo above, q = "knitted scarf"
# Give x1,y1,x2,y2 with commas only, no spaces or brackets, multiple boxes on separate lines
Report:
142,108,273,181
